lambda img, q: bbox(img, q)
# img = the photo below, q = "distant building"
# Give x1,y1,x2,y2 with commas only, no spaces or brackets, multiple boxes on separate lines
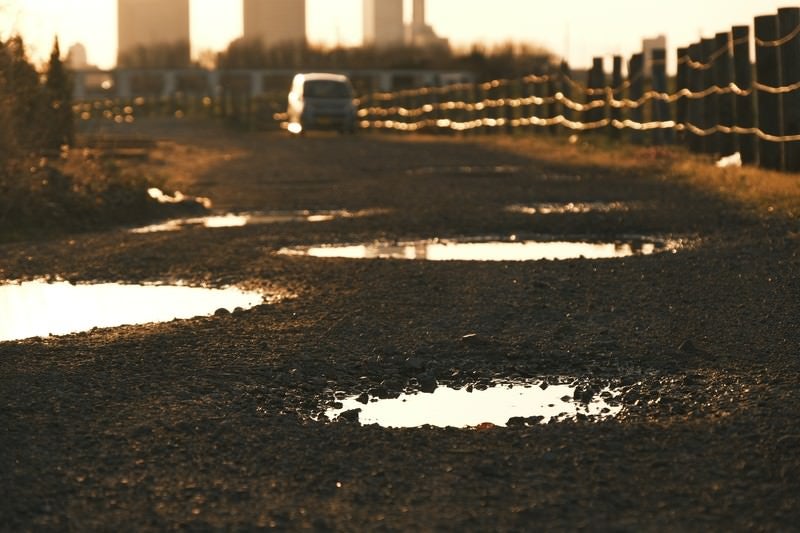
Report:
363,0,404,48
117,0,190,65
243,0,307,47
642,35,667,76
406,0,447,49
67,43,88,69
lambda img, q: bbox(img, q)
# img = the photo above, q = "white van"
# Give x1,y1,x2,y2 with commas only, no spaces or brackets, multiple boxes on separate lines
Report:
287,73,358,134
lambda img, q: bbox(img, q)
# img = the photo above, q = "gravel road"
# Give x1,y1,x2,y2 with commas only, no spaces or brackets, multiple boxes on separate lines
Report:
1,122,799,531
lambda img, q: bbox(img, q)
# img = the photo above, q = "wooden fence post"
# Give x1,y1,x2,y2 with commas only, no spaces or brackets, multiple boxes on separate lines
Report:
521,76,533,133
628,53,644,144
687,42,705,153
559,61,573,134
611,55,623,138
676,47,689,144
458,83,470,135
537,75,547,133
732,25,757,165
701,37,720,155
755,14,784,170
505,80,517,134
651,48,671,144
546,73,558,136
713,31,737,156
779,7,800,171
477,82,488,135
587,57,606,130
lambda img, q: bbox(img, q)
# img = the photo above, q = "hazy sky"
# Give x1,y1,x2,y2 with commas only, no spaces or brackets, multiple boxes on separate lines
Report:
0,0,792,71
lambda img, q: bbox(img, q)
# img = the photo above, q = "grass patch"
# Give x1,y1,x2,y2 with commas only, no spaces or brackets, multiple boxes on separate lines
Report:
485,133,800,219
0,143,196,243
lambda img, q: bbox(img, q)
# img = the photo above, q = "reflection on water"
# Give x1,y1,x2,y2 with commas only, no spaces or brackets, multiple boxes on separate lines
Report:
147,187,212,209
0,280,266,342
407,165,521,176
326,381,622,428
507,202,641,215
280,237,681,261
130,208,387,233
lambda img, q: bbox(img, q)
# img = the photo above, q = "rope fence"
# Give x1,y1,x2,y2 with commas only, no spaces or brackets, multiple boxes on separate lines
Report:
355,6,800,173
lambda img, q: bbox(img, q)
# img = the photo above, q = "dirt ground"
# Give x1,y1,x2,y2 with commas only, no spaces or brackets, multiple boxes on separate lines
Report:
1,119,799,531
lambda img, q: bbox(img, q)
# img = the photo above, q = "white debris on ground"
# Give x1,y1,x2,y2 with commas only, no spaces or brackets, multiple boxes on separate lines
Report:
147,187,212,209
715,152,742,168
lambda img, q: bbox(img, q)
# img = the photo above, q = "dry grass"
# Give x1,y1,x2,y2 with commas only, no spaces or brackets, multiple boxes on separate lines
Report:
482,133,800,219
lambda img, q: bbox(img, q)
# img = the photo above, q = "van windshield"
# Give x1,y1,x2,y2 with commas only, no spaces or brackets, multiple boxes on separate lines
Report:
304,80,352,99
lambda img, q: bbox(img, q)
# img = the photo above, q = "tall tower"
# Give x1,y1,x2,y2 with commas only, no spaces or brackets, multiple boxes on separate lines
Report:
243,0,307,47
363,0,404,48
412,0,425,30
117,0,190,65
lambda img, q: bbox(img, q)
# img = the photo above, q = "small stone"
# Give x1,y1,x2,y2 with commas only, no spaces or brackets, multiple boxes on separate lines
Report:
507,416,526,427
573,387,594,403
418,375,438,393
337,409,361,423
214,308,230,316
369,386,389,399
355,393,369,404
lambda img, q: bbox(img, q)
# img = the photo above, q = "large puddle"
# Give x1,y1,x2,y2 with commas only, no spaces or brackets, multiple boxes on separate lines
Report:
0,280,267,342
325,380,623,428
130,208,388,234
280,236,682,261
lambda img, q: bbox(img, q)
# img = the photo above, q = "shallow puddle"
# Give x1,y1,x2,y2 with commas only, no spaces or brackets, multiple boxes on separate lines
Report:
280,236,681,261
326,380,622,428
507,202,641,215
0,280,266,342
130,208,388,234
407,165,522,176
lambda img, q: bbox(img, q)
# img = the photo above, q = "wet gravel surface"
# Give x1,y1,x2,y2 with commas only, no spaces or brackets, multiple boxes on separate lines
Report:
1,127,799,531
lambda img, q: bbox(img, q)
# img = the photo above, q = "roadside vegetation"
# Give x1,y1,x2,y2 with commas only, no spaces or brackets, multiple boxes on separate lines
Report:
216,40,554,81
488,133,800,219
0,36,169,242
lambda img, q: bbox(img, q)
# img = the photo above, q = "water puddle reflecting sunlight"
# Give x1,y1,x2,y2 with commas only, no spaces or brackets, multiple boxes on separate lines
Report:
0,280,267,342
130,208,388,234
325,380,623,428
507,202,643,215
280,236,682,261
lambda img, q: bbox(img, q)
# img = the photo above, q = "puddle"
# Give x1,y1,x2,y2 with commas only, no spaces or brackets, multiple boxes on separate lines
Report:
0,280,267,342
507,202,642,215
130,208,387,234
279,236,682,261
325,380,623,428
407,165,521,176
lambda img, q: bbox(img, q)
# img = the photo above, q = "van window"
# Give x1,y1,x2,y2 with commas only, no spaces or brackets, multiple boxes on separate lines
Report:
304,80,352,99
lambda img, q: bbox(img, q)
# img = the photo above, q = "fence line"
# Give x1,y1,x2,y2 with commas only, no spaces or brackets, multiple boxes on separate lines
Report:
354,7,800,172
358,77,800,119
